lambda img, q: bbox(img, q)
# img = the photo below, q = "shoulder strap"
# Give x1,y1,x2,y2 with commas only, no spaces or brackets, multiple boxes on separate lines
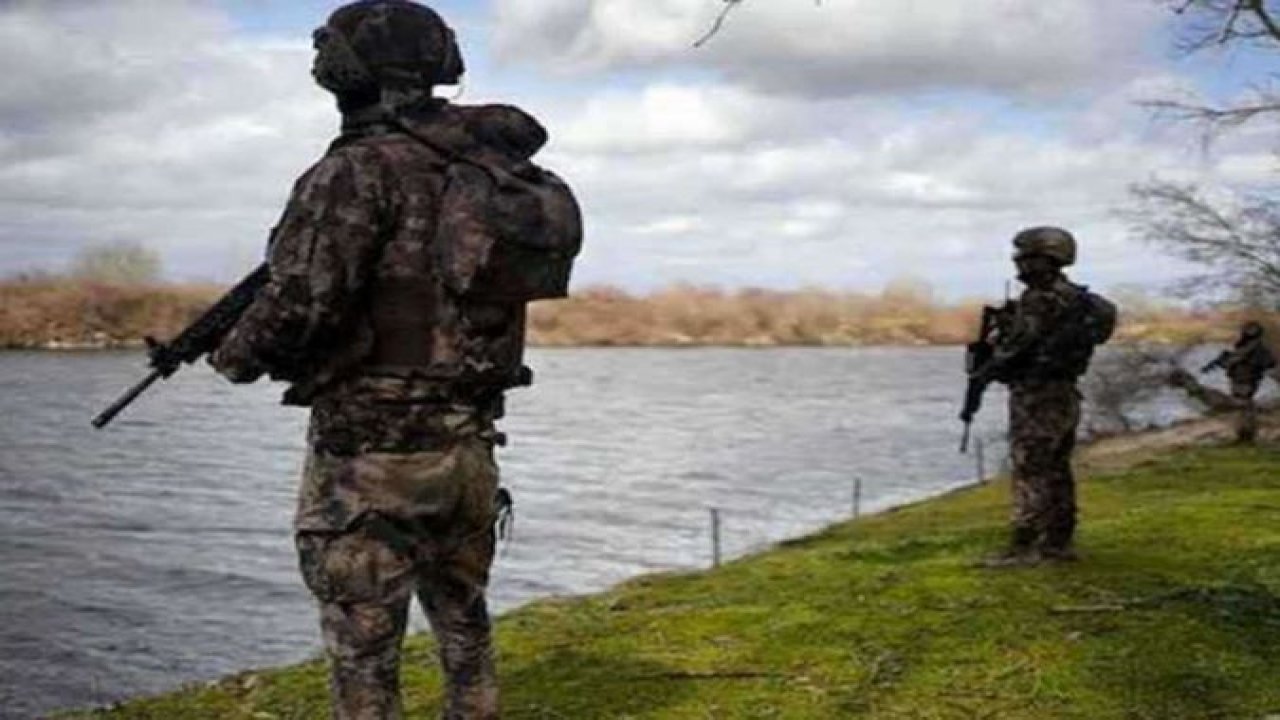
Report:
387,115,530,188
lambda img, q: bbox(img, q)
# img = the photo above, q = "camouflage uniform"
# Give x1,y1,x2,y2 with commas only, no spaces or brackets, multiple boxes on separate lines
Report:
1208,326,1276,443
981,227,1106,562
1000,277,1088,554
208,4,562,717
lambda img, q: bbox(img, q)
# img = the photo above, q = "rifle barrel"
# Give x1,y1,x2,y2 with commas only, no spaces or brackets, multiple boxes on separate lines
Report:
91,369,165,429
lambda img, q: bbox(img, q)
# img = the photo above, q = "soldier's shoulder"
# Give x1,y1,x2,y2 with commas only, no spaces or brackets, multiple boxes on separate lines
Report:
325,136,412,169
1054,276,1084,296
1042,277,1087,308
299,137,438,193
292,144,373,184
1015,279,1079,313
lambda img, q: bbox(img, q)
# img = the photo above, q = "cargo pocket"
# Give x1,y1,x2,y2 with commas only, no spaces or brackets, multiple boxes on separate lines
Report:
295,525,415,605
454,438,501,535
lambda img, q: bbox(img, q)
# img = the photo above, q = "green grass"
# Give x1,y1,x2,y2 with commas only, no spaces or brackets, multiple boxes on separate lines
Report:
68,445,1280,719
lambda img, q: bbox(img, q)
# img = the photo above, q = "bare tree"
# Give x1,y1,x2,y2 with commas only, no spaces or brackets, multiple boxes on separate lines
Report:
1144,1,1280,138
1165,0,1280,54
1082,345,1195,435
1125,182,1280,304
1128,1,1280,308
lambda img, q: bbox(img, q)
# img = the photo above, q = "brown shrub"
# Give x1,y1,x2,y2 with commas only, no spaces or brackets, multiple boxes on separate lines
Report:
0,277,1254,349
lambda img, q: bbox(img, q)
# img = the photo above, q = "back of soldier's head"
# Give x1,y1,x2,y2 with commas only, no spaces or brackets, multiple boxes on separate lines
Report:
314,1,464,99
1242,321,1265,339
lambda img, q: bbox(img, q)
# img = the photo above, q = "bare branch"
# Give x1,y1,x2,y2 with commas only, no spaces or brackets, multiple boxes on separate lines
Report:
1246,0,1280,43
693,0,745,48
1162,0,1280,54
1123,180,1280,307
1083,345,1195,435
693,0,823,48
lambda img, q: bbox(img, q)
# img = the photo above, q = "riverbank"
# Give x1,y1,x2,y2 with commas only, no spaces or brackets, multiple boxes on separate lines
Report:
63,412,1280,719
2,276,1239,349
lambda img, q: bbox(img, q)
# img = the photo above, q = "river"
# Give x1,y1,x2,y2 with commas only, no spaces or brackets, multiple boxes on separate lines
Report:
0,347,1210,718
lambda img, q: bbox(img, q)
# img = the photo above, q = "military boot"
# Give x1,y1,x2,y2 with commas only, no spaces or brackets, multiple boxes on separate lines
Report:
1040,524,1078,563
978,527,1041,569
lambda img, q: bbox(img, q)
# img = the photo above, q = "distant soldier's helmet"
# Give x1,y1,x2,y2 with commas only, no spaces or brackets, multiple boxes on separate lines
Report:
312,1,464,95
1242,321,1265,339
1012,226,1077,267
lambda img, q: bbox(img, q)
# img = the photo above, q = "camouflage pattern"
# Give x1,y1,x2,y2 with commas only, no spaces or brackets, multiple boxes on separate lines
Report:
208,97,558,719
1220,333,1274,443
990,275,1094,383
210,101,540,408
324,1,464,91
1008,380,1080,549
1224,338,1276,392
992,272,1094,555
296,436,499,720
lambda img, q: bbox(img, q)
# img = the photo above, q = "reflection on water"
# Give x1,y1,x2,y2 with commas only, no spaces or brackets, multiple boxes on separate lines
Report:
0,347,1206,718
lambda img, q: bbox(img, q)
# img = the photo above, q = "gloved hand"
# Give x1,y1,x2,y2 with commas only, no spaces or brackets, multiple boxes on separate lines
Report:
208,335,266,384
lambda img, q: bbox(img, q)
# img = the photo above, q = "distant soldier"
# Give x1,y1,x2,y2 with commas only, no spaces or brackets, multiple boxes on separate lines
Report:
208,2,581,718
1202,321,1276,443
969,227,1116,566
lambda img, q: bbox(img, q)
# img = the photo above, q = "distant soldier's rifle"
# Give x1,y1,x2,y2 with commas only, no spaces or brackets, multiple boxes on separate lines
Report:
1198,348,1228,371
91,263,270,429
1200,351,1231,375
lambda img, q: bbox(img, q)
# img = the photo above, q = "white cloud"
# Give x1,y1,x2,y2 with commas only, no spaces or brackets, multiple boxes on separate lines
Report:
0,0,1256,299
539,70,1238,295
0,1,334,278
558,84,748,151
492,0,1162,99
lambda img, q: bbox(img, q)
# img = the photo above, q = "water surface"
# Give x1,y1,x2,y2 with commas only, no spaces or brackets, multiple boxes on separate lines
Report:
0,347,1210,718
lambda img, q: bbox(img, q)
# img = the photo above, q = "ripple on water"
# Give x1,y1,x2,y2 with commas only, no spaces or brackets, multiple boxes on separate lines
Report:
0,346,1216,719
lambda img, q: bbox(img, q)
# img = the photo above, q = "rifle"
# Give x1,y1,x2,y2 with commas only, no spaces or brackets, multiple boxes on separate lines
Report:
959,301,1014,453
91,263,270,429
1200,351,1231,375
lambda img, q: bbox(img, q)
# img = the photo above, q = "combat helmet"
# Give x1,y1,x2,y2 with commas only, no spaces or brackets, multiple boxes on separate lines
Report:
1012,226,1076,267
1242,321,1265,339
313,1,464,96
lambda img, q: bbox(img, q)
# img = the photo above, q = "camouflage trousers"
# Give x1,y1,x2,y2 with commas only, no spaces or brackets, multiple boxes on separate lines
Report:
295,439,500,720
1008,380,1081,550
1231,379,1261,444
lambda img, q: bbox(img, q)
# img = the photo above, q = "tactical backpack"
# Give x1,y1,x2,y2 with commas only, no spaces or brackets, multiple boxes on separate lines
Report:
435,159,582,303
1079,288,1117,346
394,108,583,304
1039,286,1116,378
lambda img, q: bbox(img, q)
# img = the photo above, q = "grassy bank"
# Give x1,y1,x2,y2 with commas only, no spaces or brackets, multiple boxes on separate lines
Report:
0,276,1240,349
68,424,1280,719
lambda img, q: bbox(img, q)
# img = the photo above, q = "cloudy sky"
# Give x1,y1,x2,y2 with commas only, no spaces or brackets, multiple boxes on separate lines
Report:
0,0,1274,298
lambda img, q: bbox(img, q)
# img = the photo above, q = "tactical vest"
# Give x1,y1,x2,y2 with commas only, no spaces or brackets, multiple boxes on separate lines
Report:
355,120,533,398
1228,340,1277,385
1006,280,1113,383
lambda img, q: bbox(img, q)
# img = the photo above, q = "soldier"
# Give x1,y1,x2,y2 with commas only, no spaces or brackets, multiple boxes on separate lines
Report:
1202,321,1276,443
208,2,581,718
972,227,1114,567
